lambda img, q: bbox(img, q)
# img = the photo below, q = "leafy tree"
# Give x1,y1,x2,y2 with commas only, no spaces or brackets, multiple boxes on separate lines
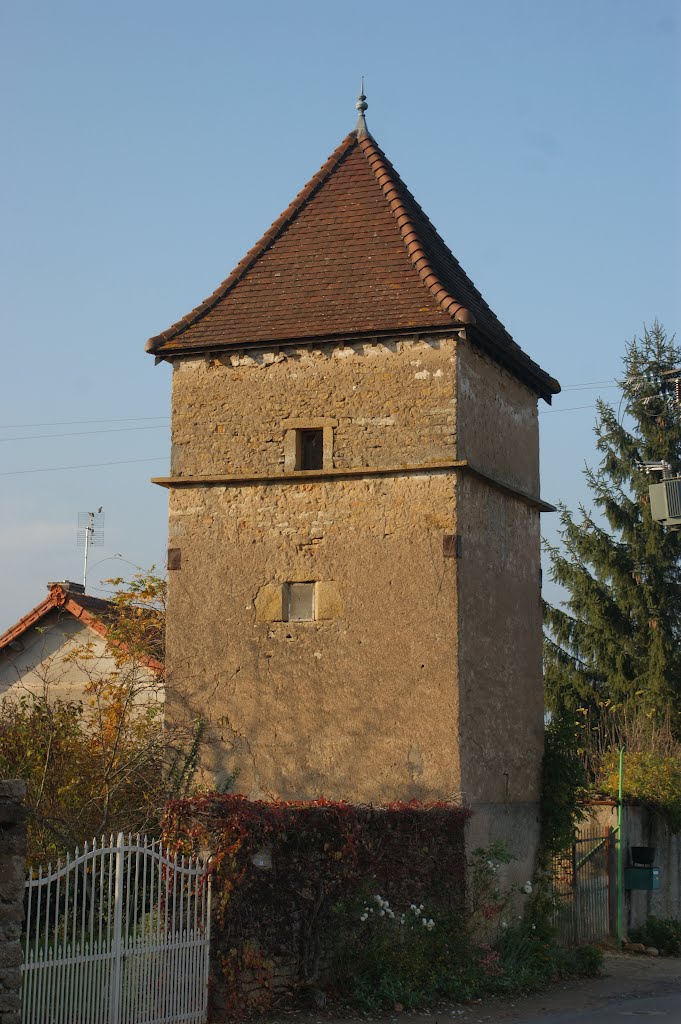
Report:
539,708,587,858
544,322,681,737
0,570,201,864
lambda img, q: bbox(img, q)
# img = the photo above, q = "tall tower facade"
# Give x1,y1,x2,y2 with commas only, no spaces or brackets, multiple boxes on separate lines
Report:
147,110,559,873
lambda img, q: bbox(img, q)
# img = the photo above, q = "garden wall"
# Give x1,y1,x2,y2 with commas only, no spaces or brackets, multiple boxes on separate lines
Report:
162,796,470,1016
0,780,26,1024
585,800,681,933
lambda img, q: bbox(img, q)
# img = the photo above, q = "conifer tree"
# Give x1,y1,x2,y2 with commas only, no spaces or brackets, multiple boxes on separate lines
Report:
544,322,681,736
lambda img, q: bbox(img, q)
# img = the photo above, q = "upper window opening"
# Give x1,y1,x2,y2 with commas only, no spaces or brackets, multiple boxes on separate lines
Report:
298,429,324,471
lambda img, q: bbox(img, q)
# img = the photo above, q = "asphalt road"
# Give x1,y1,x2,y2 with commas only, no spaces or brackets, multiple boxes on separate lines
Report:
259,953,681,1024
506,991,681,1022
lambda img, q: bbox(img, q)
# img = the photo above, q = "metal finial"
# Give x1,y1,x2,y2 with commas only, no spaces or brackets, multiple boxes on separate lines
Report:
355,78,368,135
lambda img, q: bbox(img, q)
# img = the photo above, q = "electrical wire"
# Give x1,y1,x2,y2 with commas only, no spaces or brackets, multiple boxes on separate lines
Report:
0,457,167,477
0,425,169,443
560,380,616,390
0,379,622,433
539,404,598,415
0,416,169,429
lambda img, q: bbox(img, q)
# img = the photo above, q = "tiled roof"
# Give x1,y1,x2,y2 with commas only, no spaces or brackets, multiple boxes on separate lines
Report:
0,585,163,674
146,129,559,401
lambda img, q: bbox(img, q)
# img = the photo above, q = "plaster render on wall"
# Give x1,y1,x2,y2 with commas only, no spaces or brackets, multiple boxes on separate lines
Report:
456,339,539,493
0,614,120,703
162,328,546,817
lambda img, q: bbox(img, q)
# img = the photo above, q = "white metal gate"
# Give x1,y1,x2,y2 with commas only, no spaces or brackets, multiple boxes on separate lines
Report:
21,833,211,1024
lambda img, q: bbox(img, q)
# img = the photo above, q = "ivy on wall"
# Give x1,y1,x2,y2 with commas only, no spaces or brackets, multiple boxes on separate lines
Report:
162,795,471,1012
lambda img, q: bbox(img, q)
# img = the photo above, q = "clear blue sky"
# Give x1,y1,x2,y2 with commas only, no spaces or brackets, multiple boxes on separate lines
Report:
1,0,680,629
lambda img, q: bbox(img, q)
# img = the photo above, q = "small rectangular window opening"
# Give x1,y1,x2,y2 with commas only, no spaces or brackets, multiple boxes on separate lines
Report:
285,582,315,621
298,429,324,471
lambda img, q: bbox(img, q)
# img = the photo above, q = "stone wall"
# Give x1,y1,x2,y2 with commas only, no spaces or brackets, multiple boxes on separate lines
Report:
162,327,547,867
587,801,681,933
167,471,460,801
169,335,457,477
454,342,545,884
0,781,26,1024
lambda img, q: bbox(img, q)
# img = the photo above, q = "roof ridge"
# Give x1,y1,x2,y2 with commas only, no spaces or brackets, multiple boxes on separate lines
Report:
146,133,359,353
0,586,112,651
356,134,474,326
362,141,512,333
0,586,163,675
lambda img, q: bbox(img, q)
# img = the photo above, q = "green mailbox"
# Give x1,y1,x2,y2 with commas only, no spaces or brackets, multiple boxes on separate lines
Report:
624,866,661,891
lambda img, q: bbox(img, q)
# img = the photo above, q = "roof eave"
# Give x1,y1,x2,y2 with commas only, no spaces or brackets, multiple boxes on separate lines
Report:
151,321,558,401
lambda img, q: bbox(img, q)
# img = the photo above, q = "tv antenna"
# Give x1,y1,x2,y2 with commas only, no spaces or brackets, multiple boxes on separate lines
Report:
77,508,104,591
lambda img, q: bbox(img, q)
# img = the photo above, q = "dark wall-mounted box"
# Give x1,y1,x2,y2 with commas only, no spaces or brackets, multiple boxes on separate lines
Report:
624,866,661,891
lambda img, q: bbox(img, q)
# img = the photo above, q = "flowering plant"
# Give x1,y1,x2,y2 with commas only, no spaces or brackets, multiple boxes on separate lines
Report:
358,894,435,931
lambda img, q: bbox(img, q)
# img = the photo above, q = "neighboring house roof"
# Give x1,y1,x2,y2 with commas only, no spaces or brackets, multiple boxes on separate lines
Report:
0,583,163,675
146,126,559,402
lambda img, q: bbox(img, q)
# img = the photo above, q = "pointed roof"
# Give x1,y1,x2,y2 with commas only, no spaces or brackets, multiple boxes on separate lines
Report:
146,129,559,401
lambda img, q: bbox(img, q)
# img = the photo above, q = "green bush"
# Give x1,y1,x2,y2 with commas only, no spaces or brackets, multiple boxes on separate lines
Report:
332,892,479,1010
630,916,681,956
331,866,604,1010
539,708,587,858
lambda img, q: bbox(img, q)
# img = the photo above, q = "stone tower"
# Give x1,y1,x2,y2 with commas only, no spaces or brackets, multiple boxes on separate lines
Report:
147,103,559,874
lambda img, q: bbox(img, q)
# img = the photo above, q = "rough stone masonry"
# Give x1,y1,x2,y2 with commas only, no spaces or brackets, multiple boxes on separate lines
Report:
0,781,26,1024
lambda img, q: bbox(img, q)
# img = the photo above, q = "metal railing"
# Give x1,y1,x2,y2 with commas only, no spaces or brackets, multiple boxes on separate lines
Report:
551,826,613,945
21,833,211,1024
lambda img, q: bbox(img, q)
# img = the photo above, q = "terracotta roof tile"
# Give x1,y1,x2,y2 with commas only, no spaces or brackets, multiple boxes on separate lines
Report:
146,130,559,401
0,586,163,675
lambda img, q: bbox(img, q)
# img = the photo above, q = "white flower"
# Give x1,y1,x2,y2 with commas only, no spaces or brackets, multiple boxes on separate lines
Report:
522,881,533,895
400,914,406,925
387,909,395,918
501,920,508,929
360,913,368,922
531,923,536,930
373,894,383,904
379,909,385,916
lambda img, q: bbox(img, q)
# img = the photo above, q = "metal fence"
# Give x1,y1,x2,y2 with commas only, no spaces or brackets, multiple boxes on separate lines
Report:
551,825,613,945
21,832,211,1024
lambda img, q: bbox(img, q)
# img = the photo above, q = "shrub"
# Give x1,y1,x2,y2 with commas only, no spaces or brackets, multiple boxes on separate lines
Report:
332,892,477,1010
162,797,602,1014
540,709,587,858
599,752,681,831
162,795,470,1013
630,916,681,956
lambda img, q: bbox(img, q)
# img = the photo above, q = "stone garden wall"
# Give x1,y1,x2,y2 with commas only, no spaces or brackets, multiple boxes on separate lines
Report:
0,781,26,1024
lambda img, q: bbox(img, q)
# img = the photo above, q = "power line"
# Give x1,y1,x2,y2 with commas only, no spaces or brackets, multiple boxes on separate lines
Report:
0,416,169,429
0,425,169,443
561,380,616,390
0,457,167,477
560,384,619,393
540,404,598,415
0,379,623,432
